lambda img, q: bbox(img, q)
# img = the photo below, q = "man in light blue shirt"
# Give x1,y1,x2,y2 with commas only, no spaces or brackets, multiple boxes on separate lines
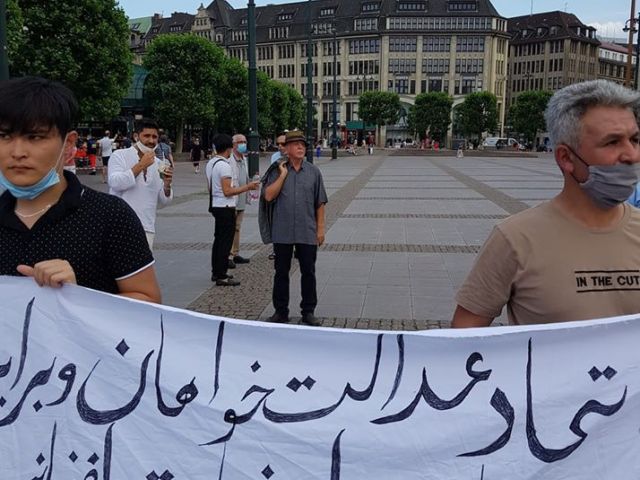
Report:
270,132,287,164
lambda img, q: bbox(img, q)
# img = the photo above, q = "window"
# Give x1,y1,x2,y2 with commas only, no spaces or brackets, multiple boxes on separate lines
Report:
362,2,381,12
389,16,491,30
277,13,294,22
278,64,295,78
278,44,295,59
313,23,333,35
456,36,485,52
455,58,484,74
447,1,478,11
301,43,319,57
422,58,450,74
269,27,289,40
323,61,342,76
389,58,417,74
389,37,417,52
348,60,380,75
322,81,341,97
320,7,336,16
323,41,341,56
169,25,182,32
348,39,380,54
423,36,451,52
354,18,378,31
301,63,319,77
397,2,426,11
258,46,273,61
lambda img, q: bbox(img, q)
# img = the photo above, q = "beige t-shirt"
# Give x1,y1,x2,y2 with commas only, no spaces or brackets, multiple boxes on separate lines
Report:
456,201,640,325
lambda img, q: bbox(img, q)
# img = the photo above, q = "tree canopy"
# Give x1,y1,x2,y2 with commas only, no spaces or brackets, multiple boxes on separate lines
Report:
456,91,499,142
144,34,224,150
508,90,553,144
8,0,132,121
358,91,401,127
408,92,453,142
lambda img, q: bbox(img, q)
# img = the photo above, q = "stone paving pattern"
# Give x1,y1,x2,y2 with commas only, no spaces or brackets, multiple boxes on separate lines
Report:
82,152,561,330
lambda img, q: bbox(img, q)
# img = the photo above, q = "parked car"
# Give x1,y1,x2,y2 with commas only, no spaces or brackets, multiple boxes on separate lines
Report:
483,137,520,149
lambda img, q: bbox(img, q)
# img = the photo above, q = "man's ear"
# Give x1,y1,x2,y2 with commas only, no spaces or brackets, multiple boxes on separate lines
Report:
555,144,574,175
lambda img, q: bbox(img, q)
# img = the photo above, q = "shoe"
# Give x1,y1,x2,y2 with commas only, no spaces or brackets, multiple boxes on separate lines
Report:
228,259,236,269
89,170,97,175
211,274,233,282
268,312,290,323
233,255,250,264
268,253,276,260
301,313,321,327
216,278,240,286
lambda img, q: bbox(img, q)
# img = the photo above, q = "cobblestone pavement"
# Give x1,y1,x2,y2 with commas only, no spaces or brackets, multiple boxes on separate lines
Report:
81,152,560,330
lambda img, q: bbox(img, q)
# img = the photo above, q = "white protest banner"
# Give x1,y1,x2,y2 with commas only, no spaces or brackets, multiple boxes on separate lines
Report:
1,276,639,479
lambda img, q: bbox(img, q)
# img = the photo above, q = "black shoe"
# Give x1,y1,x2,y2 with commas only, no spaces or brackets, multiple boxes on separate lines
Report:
301,313,321,327
268,312,290,323
228,259,236,269
233,255,250,264
216,278,240,286
211,274,233,282
268,253,276,260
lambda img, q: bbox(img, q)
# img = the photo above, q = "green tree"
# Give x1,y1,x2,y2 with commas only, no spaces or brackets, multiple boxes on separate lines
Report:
408,92,453,143
215,57,249,134
457,91,499,145
285,87,305,131
9,0,132,121
145,34,224,152
270,81,292,136
358,91,401,146
257,71,274,136
508,90,553,145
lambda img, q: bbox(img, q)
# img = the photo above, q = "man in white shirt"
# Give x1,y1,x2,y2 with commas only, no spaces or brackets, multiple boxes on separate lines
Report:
108,120,173,250
206,133,259,286
270,132,287,164
97,130,114,183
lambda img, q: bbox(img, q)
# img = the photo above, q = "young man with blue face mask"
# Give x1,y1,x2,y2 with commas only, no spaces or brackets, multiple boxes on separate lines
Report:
452,80,640,327
0,77,161,301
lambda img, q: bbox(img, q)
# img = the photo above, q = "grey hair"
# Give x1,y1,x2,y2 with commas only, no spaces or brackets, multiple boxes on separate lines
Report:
544,80,640,150
232,133,247,143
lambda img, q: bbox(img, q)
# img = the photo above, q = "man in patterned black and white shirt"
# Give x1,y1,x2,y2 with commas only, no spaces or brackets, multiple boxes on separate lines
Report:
0,76,162,303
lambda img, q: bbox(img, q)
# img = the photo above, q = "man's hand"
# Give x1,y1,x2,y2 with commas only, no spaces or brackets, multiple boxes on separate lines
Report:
246,180,260,191
138,151,156,169
17,260,77,288
162,166,173,188
278,160,288,178
317,230,325,247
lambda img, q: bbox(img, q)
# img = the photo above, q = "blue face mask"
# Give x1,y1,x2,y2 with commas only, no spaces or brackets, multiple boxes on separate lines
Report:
0,136,67,200
237,143,248,154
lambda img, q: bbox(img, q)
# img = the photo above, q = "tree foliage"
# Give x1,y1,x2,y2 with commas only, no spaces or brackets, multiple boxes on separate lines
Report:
358,91,401,127
508,90,553,144
9,0,132,121
285,87,305,131
408,92,453,142
257,71,274,135
214,57,249,134
456,91,499,142
144,34,223,149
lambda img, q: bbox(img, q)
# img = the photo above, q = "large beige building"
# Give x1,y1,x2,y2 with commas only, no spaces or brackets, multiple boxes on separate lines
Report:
506,11,599,106
189,0,509,145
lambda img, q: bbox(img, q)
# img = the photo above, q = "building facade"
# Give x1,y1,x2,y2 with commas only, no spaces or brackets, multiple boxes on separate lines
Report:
506,11,599,107
188,0,509,145
598,41,637,86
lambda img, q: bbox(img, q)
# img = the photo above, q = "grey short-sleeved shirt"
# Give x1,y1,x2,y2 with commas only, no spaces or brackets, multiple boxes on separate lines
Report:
266,161,328,245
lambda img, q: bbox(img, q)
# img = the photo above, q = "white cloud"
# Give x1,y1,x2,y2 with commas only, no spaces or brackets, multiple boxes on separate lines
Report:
589,21,628,39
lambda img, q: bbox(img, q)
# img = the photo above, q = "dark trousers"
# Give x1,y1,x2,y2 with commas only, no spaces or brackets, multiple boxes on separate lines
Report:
273,243,318,316
211,207,236,279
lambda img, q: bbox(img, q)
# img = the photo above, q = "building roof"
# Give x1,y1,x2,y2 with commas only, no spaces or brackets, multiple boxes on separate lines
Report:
144,12,196,44
128,16,153,34
508,10,599,45
600,41,631,54
205,0,503,44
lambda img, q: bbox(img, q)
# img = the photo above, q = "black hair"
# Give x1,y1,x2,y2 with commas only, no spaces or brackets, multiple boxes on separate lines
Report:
213,133,233,152
0,76,78,138
135,119,159,133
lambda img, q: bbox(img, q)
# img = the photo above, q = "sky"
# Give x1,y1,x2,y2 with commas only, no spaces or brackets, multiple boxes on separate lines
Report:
118,0,632,40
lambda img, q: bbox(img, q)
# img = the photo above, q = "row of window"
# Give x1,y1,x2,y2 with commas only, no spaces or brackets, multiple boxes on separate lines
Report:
388,16,492,31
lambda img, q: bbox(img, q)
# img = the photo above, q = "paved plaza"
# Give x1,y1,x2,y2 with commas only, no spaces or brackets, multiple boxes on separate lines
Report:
84,151,561,329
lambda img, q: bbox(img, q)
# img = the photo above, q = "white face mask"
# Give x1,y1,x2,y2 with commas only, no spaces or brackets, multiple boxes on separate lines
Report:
136,141,154,154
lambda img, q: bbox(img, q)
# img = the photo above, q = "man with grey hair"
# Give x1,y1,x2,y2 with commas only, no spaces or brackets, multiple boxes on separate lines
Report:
452,80,640,327
228,133,251,269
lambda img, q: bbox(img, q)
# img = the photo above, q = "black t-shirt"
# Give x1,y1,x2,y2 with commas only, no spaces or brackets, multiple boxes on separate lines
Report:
0,171,154,294
191,144,202,162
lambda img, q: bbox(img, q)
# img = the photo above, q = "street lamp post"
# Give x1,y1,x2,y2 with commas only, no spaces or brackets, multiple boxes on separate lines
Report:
626,0,637,88
331,25,338,160
305,0,314,163
247,0,259,176
0,0,9,81
623,12,640,90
